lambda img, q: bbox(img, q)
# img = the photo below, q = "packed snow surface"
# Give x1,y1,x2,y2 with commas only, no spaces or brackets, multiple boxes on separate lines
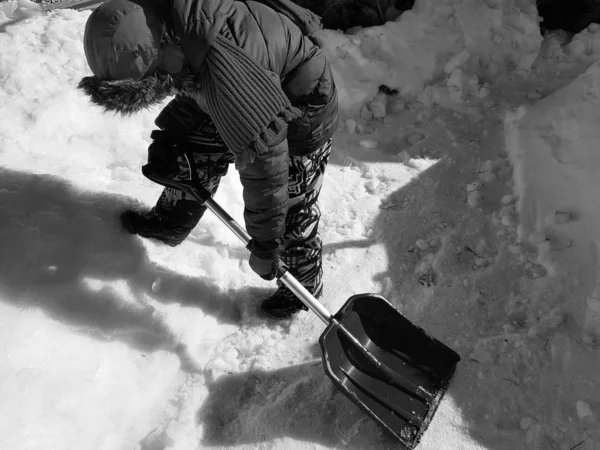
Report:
1,0,600,449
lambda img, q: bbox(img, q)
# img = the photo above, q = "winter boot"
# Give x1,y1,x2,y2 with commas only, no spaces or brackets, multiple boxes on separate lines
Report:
260,285,310,320
120,209,192,247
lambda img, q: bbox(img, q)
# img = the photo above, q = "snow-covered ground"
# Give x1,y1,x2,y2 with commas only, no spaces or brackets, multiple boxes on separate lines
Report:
1,0,600,449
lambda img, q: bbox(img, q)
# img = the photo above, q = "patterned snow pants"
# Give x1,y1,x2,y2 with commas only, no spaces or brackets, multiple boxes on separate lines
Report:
153,139,332,297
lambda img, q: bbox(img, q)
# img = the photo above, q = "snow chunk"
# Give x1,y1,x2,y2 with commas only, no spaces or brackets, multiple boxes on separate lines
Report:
508,243,523,255
364,180,378,193
407,131,425,146
469,348,494,364
520,417,532,430
501,194,514,205
368,91,388,119
444,50,470,74
584,297,600,341
576,400,594,423
359,139,378,149
360,104,374,121
466,181,481,192
415,239,430,251
209,347,239,372
345,119,358,133
389,98,406,113
467,191,482,207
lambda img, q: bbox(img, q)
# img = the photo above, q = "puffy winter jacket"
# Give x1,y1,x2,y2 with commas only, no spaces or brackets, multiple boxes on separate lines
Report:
159,1,338,155
156,0,339,241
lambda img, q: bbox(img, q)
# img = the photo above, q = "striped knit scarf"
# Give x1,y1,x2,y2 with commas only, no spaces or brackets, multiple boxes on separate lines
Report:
200,34,299,167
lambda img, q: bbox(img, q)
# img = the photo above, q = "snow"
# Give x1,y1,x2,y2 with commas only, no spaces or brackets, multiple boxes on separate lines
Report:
1,0,600,449
320,0,542,117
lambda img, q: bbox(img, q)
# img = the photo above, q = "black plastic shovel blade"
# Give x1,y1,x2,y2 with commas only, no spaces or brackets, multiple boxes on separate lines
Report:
319,294,460,448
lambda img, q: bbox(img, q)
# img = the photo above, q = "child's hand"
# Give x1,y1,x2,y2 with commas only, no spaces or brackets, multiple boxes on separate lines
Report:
247,239,281,280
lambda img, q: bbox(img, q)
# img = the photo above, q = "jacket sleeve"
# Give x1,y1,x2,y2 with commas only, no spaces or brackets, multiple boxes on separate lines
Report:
238,134,289,242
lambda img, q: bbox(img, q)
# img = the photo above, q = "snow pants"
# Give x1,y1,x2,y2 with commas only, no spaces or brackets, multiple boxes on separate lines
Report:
152,129,332,297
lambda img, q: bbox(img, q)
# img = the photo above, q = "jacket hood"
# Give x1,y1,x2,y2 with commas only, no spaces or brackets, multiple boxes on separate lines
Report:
83,0,167,82
79,0,190,115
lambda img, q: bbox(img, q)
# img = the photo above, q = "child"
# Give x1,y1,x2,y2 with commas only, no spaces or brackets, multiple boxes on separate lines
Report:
78,0,339,319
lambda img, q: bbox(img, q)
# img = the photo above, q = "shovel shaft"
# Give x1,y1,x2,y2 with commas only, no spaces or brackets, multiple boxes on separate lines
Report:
279,271,333,324
203,197,252,245
202,197,333,324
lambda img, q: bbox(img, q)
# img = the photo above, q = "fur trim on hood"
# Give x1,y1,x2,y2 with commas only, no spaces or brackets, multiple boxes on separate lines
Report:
78,71,198,116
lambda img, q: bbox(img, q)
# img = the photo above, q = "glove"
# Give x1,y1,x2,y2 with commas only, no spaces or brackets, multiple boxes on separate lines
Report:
147,130,180,177
247,239,281,281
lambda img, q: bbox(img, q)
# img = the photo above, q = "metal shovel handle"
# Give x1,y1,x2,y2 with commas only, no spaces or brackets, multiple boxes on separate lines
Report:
141,163,334,324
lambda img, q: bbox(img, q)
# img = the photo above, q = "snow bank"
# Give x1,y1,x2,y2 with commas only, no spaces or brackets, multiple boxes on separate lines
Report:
319,0,542,117
535,24,600,71
506,61,600,343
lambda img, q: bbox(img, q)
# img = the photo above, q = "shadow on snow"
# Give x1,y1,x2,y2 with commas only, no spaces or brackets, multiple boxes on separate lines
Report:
0,167,244,373
198,361,400,450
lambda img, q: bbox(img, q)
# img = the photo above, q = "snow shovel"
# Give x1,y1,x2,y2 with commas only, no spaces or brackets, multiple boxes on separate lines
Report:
141,160,460,449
